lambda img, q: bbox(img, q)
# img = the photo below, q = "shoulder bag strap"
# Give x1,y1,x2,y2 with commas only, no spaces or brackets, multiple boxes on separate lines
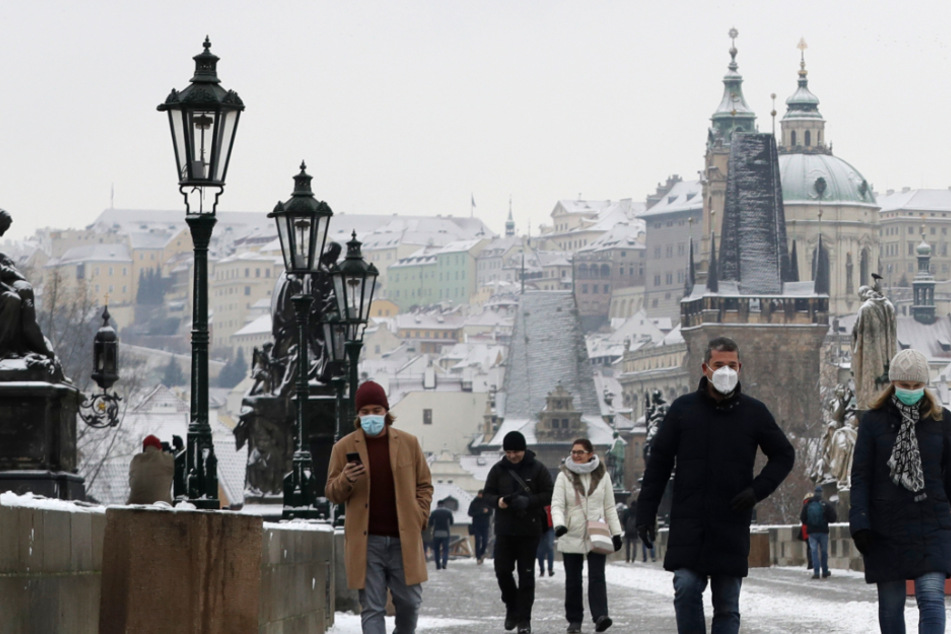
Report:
509,469,532,494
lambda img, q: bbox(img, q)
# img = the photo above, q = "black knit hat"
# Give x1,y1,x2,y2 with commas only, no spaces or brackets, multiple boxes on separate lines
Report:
503,431,526,451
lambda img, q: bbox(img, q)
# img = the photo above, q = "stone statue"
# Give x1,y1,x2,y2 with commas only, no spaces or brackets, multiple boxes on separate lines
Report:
827,411,858,489
0,210,61,381
851,284,897,409
605,431,626,487
234,242,342,498
811,384,858,490
643,390,669,463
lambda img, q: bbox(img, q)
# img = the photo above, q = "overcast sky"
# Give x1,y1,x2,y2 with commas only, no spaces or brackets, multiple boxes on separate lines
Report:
2,1,951,242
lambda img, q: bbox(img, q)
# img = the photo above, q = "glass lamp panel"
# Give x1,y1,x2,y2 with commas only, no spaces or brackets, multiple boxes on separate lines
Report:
275,213,293,272
169,111,188,182
186,109,216,181
291,214,313,272
212,109,239,183
311,214,331,273
357,268,379,322
332,273,347,320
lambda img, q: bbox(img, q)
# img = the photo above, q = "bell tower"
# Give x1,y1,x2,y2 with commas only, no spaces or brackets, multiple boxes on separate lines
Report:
778,39,829,155
700,27,757,275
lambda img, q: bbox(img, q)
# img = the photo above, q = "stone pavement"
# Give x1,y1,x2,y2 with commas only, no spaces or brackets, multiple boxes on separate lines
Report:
392,556,934,633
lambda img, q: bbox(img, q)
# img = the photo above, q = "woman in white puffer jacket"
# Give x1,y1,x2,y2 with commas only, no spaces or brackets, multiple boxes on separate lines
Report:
551,438,623,633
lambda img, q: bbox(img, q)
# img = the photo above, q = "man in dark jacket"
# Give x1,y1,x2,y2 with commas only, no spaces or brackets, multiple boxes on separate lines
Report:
483,431,554,634
799,485,837,579
636,336,795,634
429,499,455,570
621,497,639,563
468,489,493,564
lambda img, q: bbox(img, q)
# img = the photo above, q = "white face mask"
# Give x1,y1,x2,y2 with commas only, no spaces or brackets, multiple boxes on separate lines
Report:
710,366,739,395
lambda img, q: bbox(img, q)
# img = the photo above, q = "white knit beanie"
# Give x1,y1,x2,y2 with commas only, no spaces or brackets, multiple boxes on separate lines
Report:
888,349,930,384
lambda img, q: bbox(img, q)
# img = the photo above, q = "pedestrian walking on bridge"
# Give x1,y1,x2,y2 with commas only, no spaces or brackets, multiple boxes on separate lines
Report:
326,381,433,634
551,438,623,633
483,431,554,634
850,348,951,634
636,336,794,634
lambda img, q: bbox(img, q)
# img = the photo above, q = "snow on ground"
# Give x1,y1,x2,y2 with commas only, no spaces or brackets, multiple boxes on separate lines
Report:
327,560,931,633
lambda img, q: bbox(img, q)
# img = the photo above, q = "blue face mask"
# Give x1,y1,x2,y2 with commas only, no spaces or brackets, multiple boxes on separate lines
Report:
361,414,386,436
895,387,925,406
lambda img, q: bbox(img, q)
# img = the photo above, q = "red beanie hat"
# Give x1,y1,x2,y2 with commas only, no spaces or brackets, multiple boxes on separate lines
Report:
142,435,162,451
354,381,389,412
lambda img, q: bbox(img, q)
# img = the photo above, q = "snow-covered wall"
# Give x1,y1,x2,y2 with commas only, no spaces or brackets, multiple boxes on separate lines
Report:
0,492,338,633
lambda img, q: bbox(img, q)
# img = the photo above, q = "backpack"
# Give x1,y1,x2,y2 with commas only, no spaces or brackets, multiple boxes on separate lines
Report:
806,499,824,527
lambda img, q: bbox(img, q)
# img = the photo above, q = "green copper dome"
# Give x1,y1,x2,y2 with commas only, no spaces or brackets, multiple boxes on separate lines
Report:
778,153,876,206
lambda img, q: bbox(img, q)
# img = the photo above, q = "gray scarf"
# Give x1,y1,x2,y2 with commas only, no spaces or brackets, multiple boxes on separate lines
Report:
889,397,927,501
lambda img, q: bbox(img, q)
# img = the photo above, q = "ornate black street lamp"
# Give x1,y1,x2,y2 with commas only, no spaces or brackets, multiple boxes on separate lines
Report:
331,232,379,424
269,162,332,520
158,37,244,508
79,306,122,428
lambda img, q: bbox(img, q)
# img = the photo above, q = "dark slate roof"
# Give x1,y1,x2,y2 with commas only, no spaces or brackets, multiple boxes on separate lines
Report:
501,291,599,417
719,133,790,294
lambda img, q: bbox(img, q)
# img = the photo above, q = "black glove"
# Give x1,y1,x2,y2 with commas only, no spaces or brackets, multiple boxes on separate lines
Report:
637,524,655,549
730,487,758,512
510,495,529,511
612,535,623,552
554,525,568,537
852,529,873,555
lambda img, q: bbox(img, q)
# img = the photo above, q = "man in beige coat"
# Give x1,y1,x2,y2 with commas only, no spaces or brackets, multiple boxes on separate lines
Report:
326,381,433,634
127,435,174,504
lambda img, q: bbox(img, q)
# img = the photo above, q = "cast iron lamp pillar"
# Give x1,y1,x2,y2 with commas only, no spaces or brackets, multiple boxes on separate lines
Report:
158,37,244,508
184,213,218,507
284,291,319,519
269,162,333,520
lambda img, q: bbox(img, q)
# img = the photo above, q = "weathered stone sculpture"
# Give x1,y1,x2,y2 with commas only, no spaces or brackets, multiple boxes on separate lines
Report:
0,210,62,380
605,432,626,488
643,390,669,463
0,209,80,499
811,384,857,490
234,244,341,500
851,285,897,409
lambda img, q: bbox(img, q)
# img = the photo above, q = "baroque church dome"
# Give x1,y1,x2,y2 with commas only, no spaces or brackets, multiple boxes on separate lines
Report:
778,153,876,206
777,42,876,208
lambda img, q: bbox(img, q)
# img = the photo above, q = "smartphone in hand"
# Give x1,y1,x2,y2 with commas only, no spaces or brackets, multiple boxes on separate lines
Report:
346,452,362,465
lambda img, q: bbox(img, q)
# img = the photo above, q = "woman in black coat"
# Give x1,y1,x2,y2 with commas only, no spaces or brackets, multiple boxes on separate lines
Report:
850,348,951,634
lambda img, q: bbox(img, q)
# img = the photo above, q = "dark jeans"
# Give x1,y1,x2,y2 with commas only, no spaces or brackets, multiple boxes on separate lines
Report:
473,524,490,560
808,533,829,576
563,552,608,624
494,534,541,623
536,530,555,573
433,536,450,569
673,568,742,634
877,572,946,634
624,535,637,561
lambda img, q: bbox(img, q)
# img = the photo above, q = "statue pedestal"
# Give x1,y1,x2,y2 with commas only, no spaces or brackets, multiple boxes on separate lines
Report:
0,380,83,500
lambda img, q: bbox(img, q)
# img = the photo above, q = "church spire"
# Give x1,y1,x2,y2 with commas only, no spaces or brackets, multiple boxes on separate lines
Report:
505,196,515,237
684,236,696,297
708,27,757,151
779,38,828,154
707,232,719,293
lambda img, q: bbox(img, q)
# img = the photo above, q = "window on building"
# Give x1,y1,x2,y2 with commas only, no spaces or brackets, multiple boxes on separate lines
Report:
603,284,609,293
423,409,432,425
653,275,661,286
